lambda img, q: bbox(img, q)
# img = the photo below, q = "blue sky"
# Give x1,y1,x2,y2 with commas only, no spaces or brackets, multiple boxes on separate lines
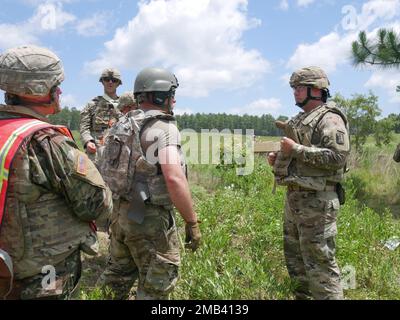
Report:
1,0,399,118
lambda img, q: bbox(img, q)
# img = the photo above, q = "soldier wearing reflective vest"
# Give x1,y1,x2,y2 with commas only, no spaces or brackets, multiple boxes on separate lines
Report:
0,45,113,299
268,66,350,300
97,68,201,300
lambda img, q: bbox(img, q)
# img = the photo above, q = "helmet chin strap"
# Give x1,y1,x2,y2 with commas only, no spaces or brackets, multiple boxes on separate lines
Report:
296,87,323,109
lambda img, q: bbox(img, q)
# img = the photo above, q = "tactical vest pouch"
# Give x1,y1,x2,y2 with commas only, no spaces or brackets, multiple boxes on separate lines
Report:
147,175,173,207
273,151,292,185
99,122,133,196
336,183,345,205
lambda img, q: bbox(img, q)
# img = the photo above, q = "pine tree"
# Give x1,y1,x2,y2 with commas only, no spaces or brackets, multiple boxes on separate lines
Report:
352,29,400,68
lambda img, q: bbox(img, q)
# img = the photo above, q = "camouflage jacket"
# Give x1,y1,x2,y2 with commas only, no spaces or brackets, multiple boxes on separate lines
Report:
274,102,350,190
0,106,113,280
79,95,121,148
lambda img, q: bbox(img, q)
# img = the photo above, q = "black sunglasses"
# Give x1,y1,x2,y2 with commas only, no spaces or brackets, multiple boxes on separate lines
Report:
102,77,120,83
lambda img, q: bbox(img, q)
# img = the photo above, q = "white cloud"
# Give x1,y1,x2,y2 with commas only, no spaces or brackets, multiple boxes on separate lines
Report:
279,0,289,11
355,0,400,31
287,0,400,73
286,32,355,72
365,70,400,103
297,0,315,7
0,2,76,50
60,93,79,108
0,24,39,49
85,0,269,98
174,107,193,115
230,98,283,116
76,12,110,37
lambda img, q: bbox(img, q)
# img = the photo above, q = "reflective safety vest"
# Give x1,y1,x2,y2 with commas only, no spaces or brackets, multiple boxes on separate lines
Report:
0,118,72,229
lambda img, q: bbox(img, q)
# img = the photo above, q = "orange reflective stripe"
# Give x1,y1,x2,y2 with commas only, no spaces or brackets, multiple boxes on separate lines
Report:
0,118,72,229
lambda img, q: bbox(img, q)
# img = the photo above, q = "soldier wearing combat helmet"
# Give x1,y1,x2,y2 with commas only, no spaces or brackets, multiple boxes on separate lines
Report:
79,68,122,231
0,45,113,299
79,68,123,163
268,66,350,300
97,67,201,300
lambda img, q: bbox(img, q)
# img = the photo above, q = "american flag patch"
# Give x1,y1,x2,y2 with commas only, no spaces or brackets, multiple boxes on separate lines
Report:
76,153,88,176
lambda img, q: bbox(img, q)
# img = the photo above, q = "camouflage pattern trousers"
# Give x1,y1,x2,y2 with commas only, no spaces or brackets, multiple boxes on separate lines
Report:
97,200,181,300
2,250,81,300
284,189,343,300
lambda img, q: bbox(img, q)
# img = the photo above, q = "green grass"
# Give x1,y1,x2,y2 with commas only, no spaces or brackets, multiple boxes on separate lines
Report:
74,131,400,299
169,157,400,299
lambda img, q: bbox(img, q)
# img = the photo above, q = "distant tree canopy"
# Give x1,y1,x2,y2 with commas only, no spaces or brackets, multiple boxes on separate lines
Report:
48,107,289,136
49,104,399,144
333,92,395,151
175,113,285,136
48,106,81,130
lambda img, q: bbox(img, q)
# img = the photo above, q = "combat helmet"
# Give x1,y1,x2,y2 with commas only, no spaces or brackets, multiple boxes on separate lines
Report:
134,67,178,111
117,91,136,111
99,68,122,84
0,45,64,96
289,66,330,89
289,66,331,108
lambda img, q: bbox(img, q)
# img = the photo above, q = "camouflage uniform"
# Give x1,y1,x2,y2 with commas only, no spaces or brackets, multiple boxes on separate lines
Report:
117,91,136,114
0,106,113,300
274,67,350,300
97,114,182,300
79,94,121,163
0,45,113,300
79,69,122,230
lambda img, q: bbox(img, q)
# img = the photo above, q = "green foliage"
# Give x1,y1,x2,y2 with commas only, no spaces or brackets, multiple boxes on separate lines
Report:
176,113,284,136
332,92,392,152
48,106,81,130
374,118,395,147
351,28,400,98
171,156,400,299
387,113,400,133
352,29,400,68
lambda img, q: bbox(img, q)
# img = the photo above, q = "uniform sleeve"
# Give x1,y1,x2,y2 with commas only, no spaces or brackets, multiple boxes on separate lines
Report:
80,101,95,148
155,120,181,150
291,112,350,170
30,129,113,222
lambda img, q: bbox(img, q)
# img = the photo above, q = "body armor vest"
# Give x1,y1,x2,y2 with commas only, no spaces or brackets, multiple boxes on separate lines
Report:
91,96,121,144
0,111,95,279
99,109,186,208
274,103,348,190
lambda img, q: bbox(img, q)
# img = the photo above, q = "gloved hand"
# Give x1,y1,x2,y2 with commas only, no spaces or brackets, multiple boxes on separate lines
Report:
185,221,201,252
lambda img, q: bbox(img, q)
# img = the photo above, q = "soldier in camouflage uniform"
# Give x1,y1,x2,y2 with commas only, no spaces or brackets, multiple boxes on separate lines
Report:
117,91,136,115
79,68,122,231
79,68,123,164
97,68,201,300
268,66,350,300
0,45,113,299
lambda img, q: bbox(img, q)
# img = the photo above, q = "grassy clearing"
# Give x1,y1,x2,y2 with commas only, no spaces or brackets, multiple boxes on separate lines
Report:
75,130,400,299
345,134,400,218
170,157,400,299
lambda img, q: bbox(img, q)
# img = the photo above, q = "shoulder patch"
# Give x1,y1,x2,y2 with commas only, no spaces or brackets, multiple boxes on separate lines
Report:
76,153,88,176
336,131,345,145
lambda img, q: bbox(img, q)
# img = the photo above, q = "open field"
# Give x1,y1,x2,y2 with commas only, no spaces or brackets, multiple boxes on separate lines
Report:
71,131,400,299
